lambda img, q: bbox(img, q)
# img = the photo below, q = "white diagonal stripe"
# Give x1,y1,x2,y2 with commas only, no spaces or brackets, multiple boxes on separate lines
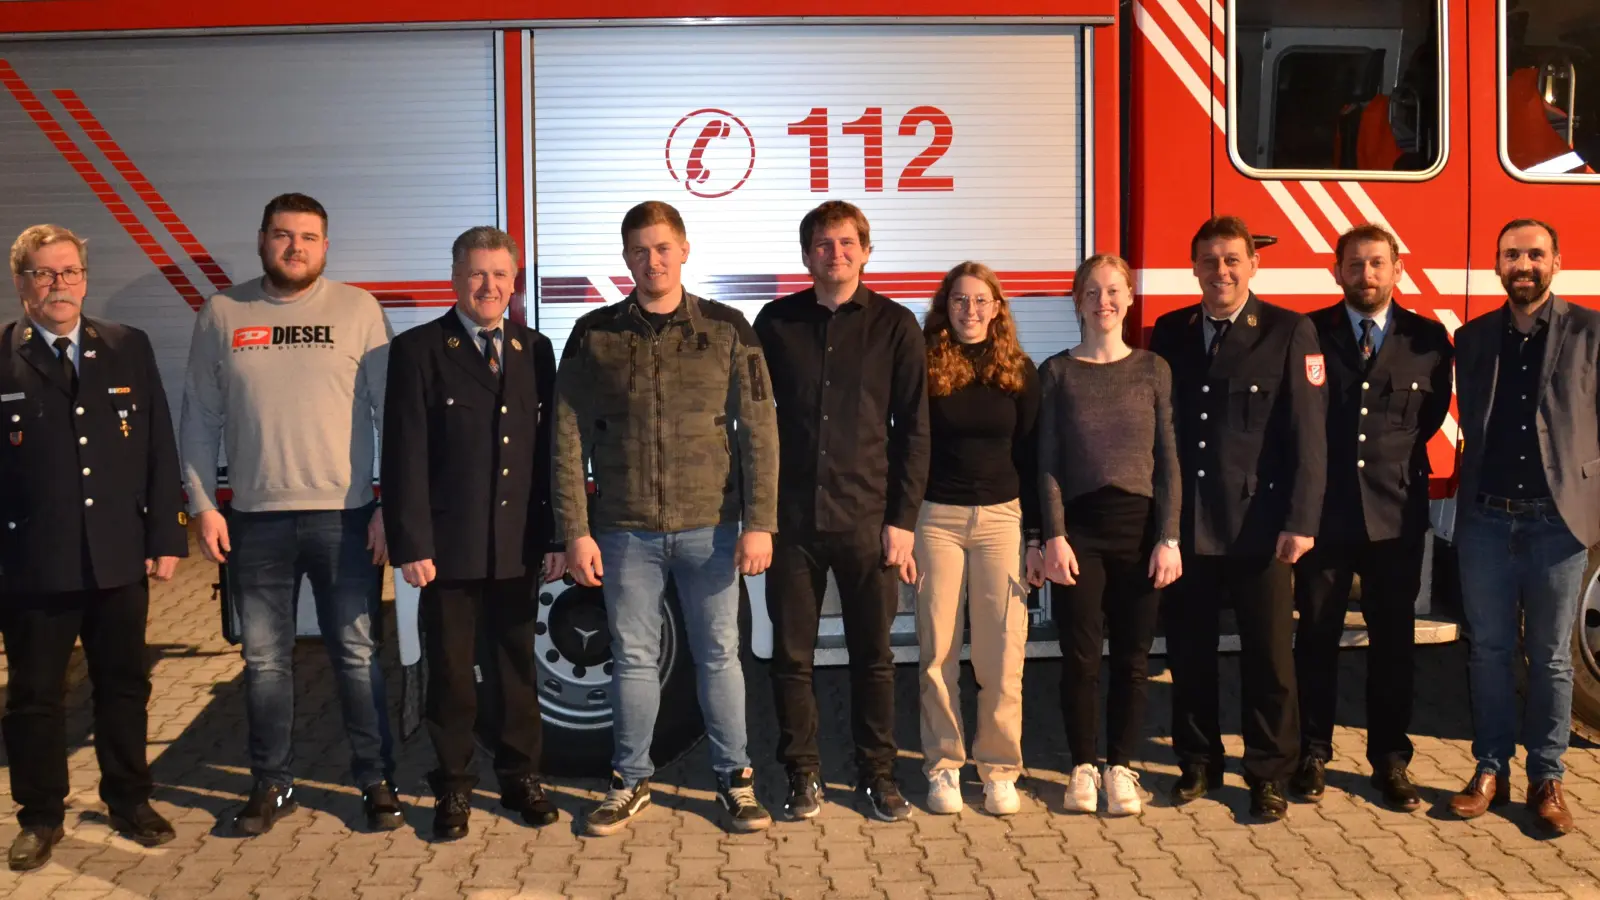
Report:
1336,182,1411,253
1263,182,1332,254
1433,308,1463,336
590,275,627,305
1301,182,1353,234
1525,151,1586,175
1155,0,1224,83
1134,1,1223,130
1190,0,1225,35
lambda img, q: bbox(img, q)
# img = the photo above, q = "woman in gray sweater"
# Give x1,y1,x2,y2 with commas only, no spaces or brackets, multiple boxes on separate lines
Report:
1038,254,1181,817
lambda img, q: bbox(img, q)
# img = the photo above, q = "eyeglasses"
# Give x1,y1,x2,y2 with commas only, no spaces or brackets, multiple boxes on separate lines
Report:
949,294,998,311
20,267,86,287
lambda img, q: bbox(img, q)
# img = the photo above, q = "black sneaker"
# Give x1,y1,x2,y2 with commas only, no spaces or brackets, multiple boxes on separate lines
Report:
502,775,560,828
784,770,824,821
864,776,912,822
717,768,773,833
233,782,298,836
362,781,404,831
433,790,471,842
584,773,651,837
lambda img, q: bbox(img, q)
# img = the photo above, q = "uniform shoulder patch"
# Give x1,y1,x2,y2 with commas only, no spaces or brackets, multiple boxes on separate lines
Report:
1305,354,1327,386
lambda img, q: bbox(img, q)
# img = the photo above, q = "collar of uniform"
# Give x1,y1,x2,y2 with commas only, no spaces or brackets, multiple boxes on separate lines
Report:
1202,296,1249,325
454,305,503,346
1343,300,1392,339
27,315,81,351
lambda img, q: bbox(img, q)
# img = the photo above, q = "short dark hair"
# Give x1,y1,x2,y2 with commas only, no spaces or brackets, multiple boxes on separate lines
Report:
800,200,872,251
1335,223,1401,266
1189,215,1255,261
1498,218,1560,255
259,193,328,234
620,201,686,243
451,226,521,268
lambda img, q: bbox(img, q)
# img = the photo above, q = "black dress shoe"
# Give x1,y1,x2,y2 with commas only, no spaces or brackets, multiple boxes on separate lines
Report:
1290,757,1326,801
433,790,471,841
501,775,559,827
1171,766,1220,805
362,781,405,832
8,825,63,872
1250,781,1289,822
1371,768,1422,812
108,803,176,847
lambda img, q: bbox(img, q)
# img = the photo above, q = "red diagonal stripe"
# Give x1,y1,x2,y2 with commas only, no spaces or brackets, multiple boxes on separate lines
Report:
53,89,233,294
0,61,206,310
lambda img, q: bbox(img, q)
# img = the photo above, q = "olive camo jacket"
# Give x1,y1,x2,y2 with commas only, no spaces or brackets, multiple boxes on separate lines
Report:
553,291,779,540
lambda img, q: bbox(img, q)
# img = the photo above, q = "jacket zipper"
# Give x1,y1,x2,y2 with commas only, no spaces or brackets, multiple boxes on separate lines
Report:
654,334,666,531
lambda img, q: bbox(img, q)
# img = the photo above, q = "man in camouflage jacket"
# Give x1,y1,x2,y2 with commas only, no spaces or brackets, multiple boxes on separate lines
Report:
553,201,779,837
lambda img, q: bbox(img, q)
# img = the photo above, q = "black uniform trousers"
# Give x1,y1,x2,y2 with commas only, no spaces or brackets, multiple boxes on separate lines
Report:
2,581,152,827
768,524,899,778
1164,554,1298,784
419,576,543,794
1294,536,1421,771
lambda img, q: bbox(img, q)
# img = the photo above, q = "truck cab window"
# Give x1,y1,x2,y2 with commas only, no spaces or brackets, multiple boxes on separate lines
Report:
1504,0,1600,177
1232,0,1443,175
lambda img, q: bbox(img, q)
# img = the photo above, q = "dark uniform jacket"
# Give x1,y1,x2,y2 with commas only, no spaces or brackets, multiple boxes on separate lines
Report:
0,316,187,596
1309,301,1453,544
381,311,557,582
1457,294,1600,548
552,291,779,541
1150,294,1327,557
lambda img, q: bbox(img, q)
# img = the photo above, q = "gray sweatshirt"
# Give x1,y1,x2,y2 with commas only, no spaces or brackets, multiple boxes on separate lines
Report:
180,276,391,514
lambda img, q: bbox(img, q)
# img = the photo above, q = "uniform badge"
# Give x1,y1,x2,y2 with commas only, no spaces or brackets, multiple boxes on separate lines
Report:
8,431,19,446
119,409,131,437
84,325,98,339
21,327,32,342
83,349,96,359
1305,354,1327,386
177,511,189,526
447,336,461,349
108,386,131,395
1187,312,1198,326
510,337,523,352
1246,314,1258,327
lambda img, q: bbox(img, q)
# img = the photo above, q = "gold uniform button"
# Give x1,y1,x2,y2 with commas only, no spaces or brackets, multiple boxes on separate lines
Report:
1357,460,1366,469
1360,408,1368,416
75,407,84,415
82,467,91,476
502,436,510,444
78,436,87,445
1358,434,1367,442
1250,385,1259,393
501,405,509,414
84,498,94,507
502,468,510,476
1361,381,1370,390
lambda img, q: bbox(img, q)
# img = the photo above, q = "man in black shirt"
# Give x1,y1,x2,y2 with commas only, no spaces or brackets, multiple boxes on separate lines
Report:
1450,219,1600,836
753,201,930,822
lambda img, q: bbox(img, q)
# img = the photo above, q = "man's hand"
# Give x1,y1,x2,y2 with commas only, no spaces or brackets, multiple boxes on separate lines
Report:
882,524,916,585
367,510,389,567
570,536,604,587
196,510,230,564
1276,532,1314,565
1045,536,1079,585
400,559,437,589
145,556,180,581
1024,545,1046,588
736,530,773,576
1148,543,1183,589
542,552,568,583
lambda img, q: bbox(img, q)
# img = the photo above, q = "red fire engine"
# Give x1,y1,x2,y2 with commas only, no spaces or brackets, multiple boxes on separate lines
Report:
2,0,1596,770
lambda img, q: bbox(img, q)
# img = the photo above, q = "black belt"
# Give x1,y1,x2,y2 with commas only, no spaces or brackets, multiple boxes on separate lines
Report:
1477,493,1555,516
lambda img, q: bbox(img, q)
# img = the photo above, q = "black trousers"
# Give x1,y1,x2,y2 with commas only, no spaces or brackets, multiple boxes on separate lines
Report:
1,581,152,828
1054,491,1162,769
1293,535,1421,771
419,576,543,794
768,525,898,777
1164,554,1298,784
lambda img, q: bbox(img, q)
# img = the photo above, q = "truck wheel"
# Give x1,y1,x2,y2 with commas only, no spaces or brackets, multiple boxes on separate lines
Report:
1570,546,1600,743
473,578,705,777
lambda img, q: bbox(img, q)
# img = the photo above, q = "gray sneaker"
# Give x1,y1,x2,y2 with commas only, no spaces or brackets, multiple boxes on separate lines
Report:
584,773,651,837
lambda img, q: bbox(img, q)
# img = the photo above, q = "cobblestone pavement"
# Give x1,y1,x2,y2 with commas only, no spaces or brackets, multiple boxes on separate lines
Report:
3,540,1600,899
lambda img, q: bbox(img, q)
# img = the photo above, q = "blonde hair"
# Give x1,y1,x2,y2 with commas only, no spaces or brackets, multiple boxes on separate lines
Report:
1072,254,1134,307
11,224,87,277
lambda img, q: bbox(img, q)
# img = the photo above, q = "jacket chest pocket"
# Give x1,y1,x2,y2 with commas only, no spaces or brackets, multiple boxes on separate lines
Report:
586,331,646,410
1384,374,1431,429
1228,376,1277,432
669,333,733,397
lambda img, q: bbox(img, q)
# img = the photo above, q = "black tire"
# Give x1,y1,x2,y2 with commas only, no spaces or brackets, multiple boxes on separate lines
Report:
1569,546,1600,743
473,577,705,777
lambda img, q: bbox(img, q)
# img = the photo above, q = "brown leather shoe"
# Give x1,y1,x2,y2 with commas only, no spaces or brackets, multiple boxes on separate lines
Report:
1528,780,1574,835
1450,770,1510,819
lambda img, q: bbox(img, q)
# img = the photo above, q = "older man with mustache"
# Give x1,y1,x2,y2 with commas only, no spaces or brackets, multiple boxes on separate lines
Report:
1450,218,1600,835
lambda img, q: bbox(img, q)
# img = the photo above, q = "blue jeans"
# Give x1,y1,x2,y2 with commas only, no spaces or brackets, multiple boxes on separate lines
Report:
228,504,395,788
596,524,748,783
1455,501,1587,782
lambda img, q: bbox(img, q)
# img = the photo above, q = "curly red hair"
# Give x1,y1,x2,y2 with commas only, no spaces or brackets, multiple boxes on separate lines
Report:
924,261,1032,397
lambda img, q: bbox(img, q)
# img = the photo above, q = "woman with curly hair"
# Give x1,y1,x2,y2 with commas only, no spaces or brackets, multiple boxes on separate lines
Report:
1038,254,1181,817
915,261,1044,817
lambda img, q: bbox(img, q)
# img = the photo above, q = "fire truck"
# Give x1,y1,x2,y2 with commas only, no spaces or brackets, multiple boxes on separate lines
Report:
2,0,1596,773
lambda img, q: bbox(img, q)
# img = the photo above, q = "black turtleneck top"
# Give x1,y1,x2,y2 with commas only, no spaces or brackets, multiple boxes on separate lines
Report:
924,339,1041,539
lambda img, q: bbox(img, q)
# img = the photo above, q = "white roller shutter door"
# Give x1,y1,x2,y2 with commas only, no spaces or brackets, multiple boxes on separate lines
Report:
532,24,1085,362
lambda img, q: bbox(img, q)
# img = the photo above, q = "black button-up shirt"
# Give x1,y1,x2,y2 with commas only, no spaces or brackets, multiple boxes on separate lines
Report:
753,285,930,534
1481,302,1553,500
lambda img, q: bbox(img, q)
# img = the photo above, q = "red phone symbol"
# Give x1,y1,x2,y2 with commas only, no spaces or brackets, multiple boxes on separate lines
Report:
686,119,730,185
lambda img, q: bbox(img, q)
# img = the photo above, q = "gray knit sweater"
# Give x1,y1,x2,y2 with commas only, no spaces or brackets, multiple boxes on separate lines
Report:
1036,348,1180,541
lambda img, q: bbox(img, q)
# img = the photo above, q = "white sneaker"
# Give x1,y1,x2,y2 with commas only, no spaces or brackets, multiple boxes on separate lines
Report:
1104,765,1143,816
983,779,1021,816
926,769,964,815
1063,764,1101,813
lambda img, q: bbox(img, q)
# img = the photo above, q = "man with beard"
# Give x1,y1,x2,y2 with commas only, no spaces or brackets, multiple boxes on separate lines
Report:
1450,218,1600,835
180,193,401,836
754,200,929,822
1,225,187,870
1289,225,1453,811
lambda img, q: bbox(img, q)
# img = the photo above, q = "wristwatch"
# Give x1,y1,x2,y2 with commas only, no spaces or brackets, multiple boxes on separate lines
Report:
1161,537,1180,549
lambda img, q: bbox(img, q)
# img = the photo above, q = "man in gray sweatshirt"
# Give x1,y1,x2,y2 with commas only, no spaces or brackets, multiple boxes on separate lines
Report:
179,193,401,836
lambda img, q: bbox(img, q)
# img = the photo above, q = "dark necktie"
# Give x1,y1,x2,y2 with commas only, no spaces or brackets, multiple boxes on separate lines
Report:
53,336,77,395
1359,318,1376,369
478,328,501,377
1206,317,1232,358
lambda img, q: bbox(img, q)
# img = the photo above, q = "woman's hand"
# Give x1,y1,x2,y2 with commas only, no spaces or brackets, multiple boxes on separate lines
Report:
1024,544,1046,588
1148,542,1183,589
1045,536,1079,586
